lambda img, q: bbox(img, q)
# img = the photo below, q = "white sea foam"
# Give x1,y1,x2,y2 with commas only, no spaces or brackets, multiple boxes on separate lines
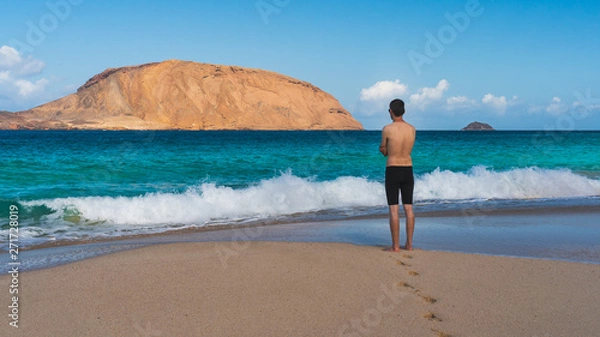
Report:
417,166,600,201
25,173,384,227
22,167,600,228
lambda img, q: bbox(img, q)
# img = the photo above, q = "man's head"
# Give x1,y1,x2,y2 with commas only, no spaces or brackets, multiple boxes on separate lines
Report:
389,99,405,117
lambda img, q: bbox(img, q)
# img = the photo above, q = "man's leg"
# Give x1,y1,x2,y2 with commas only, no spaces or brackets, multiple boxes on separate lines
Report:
388,204,400,252
402,204,415,250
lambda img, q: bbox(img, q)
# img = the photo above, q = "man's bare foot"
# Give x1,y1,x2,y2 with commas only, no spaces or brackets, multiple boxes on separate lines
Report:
383,247,401,252
403,245,414,251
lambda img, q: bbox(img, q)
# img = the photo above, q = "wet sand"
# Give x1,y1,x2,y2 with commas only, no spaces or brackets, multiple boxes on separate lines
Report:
7,209,600,274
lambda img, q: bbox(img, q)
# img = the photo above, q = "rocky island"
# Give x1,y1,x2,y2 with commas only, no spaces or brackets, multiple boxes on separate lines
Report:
0,60,363,130
461,121,495,131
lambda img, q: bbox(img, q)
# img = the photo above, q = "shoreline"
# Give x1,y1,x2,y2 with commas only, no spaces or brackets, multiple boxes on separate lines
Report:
4,207,600,273
9,200,600,252
2,241,599,336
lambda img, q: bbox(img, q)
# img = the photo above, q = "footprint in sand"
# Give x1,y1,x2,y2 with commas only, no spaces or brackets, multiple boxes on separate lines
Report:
394,256,452,337
423,311,442,322
397,281,415,289
419,294,437,304
396,260,411,267
431,328,452,337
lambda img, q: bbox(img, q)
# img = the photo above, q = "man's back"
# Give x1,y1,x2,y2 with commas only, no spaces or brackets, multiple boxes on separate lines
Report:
381,121,416,167
380,98,416,252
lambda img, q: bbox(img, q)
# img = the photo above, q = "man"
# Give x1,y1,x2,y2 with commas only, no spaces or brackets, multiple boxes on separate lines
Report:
379,99,416,252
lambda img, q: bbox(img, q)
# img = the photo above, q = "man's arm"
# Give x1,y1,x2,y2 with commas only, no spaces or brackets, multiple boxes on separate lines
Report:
379,128,388,156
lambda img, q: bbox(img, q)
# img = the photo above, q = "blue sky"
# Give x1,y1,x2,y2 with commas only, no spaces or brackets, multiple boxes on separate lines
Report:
1,0,599,130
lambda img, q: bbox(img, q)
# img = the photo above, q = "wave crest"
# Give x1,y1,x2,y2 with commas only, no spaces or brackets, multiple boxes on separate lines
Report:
22,167,600,229
25,173,384,227
417,166,600,201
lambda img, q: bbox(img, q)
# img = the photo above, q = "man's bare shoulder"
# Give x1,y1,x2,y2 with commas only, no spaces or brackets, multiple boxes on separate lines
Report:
398,121,415,133
382,123,394,134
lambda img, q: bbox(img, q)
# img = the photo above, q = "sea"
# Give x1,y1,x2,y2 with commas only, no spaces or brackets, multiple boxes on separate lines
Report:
1,130,600,267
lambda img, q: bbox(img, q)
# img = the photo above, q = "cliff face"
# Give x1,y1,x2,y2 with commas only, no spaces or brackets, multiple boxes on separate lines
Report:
1,60,363,130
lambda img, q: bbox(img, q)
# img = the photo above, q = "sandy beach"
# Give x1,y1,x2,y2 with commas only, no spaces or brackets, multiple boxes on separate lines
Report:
2,241,599,337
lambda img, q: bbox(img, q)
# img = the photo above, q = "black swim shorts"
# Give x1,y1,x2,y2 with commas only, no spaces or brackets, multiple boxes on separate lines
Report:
385,166,414,205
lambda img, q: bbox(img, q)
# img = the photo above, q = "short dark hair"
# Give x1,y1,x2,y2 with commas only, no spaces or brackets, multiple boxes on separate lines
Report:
389,99,405,116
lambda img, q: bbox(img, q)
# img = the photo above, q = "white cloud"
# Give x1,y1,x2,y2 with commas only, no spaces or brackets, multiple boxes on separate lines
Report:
358,79,410,116
528,105,544,114
0,45,49,104
357,78,570,125
545,96,568,115
360,80,408,102
482,93,508,114
409,79,449,110
446,95,477,110
572,100,600,111
0,46,21,68
508,96,521,106
0,71,10,83
15,78,49,98
0,45,45,76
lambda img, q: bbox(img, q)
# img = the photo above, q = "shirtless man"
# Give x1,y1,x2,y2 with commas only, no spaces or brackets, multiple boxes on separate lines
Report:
379,99,416,252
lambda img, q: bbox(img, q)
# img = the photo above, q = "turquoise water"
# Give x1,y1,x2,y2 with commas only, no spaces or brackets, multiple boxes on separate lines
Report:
1,130,599,245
